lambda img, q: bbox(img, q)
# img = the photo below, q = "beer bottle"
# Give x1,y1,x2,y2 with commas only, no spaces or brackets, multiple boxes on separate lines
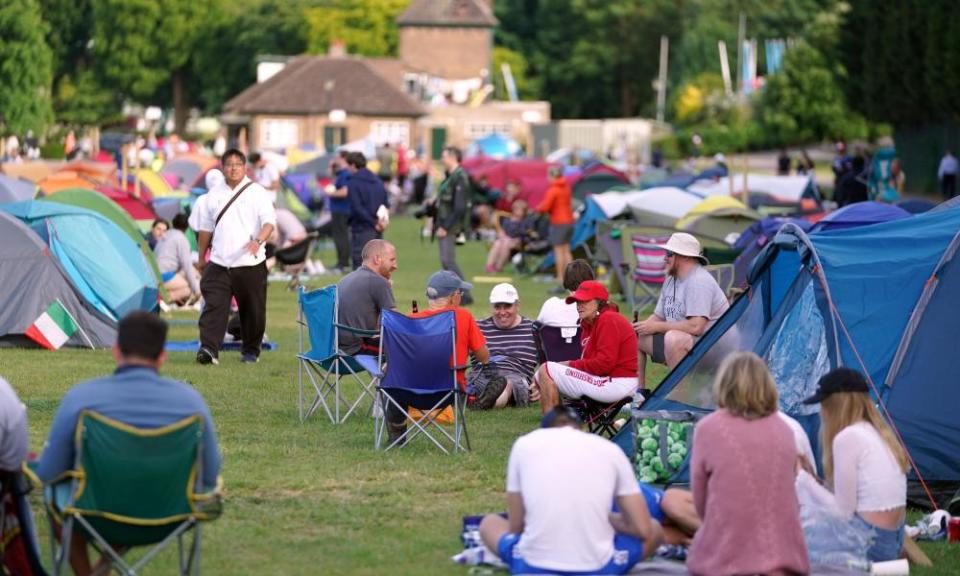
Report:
412,299,419,313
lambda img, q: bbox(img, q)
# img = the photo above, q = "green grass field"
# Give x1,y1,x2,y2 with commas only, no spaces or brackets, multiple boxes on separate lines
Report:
3,216,957,574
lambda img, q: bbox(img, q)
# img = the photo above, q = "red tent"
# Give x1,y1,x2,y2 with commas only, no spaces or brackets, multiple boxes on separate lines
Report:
465,157,560,210
95,184,157,222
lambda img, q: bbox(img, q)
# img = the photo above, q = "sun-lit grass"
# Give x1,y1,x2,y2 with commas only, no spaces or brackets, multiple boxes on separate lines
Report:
2,215,955,574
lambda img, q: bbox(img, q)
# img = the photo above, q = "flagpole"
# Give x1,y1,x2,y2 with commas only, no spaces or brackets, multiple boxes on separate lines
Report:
57,298,95,349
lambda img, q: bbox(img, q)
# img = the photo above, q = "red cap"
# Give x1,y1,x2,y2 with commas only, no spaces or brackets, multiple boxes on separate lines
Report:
565,280,609,304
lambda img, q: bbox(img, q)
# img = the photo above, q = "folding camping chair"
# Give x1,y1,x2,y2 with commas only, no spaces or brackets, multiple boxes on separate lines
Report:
274,231,320,290
533,323,631,438
372,309,469,453
706,263,736,299
626,232,672,313
297,285,378,424
46,411,220,576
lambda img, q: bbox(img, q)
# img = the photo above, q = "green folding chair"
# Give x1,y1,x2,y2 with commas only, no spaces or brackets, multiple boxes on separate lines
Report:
47,411,221,576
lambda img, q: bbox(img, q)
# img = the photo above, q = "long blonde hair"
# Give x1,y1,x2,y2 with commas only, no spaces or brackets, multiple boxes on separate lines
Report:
820,392,910,484
713,351,779,421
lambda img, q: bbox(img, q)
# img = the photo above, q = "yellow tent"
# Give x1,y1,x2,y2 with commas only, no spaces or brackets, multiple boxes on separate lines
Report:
675,196,750,229
676,195,761,240
134,169,180,198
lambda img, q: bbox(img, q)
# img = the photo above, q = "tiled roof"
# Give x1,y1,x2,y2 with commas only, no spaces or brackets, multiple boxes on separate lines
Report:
397,0,498,28
223,56,425,117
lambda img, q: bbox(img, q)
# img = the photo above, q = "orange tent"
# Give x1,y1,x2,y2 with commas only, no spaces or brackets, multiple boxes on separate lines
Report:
37,171,100,195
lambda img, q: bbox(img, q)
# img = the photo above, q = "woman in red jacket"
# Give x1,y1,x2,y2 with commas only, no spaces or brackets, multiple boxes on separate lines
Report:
533,281,639,414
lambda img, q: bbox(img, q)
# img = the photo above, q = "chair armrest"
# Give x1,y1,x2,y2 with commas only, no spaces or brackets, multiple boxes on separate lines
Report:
333,323,379,337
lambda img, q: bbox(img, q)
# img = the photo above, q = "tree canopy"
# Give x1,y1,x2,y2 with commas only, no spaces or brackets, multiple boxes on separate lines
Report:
0,0,54,135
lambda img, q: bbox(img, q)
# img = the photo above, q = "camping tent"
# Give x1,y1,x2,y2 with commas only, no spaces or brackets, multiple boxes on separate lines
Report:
625,187,703,228
0,212,116,348
643,206,960,504
689,173,819,209
465,158,558,209
0,201,159,320
40,189,165,293
0,175,35,204
161,154,218,190
809,201,910,233
675,196,761,241
37,171,99,195
468,134,522,159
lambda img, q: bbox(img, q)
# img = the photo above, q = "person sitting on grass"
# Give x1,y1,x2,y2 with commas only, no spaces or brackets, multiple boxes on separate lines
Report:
467,283,538,410
533,281,638,414
479,406,663,575
35,311,222,576
802,368,909,563
155,212,200,307
484,200,536,273
686,351,809,576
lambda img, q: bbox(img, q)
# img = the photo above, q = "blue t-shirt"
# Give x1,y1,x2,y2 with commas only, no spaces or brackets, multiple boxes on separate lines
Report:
37,366,222,490
330,169,351,214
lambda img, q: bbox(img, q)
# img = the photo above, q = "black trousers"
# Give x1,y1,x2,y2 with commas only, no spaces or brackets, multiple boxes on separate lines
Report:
351,227,378,270
330,212,351,269
199,261,268,358
942,174,957,199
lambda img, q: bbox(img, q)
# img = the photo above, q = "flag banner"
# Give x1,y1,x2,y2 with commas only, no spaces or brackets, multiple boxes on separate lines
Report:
24,301,78,350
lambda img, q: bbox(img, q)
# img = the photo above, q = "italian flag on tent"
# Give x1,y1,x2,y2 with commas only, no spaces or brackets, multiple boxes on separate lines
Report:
25,301,80,350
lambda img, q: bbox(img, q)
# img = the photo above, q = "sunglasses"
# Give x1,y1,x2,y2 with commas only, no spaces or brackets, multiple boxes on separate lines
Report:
664,250,675,258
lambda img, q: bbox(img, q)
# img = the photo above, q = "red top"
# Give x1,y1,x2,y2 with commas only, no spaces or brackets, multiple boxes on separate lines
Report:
568,307,637,378
536,176,575,225
410,306,485,389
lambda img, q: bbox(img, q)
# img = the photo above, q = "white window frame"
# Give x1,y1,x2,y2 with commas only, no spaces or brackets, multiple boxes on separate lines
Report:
465,122,513,139
370,121,410,147
258,118,300,149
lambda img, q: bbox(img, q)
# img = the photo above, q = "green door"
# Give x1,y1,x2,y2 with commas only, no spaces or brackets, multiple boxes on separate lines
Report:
324,126,347,153
431,127,447,160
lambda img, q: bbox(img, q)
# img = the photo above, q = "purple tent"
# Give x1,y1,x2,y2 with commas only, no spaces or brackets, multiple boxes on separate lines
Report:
810,201,911,233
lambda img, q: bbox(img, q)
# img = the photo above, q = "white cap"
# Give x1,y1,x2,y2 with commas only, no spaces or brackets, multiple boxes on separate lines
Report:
489,283,519,304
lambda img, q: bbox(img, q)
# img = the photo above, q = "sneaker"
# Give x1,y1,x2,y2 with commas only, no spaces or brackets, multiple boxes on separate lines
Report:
196,348,218,365
240,354,259,364
455,232,467,245
471,375,507,410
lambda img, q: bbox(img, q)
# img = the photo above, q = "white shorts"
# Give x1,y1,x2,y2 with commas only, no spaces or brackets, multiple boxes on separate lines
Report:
539,362,638,403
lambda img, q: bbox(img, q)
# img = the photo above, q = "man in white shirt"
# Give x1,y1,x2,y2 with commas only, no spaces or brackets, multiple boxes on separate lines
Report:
480,407,662,574
633,233,729,386
938,149,958,199
195,149,276,365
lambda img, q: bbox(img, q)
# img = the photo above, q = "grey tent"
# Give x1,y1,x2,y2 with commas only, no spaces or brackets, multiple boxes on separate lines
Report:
0,175,35,204
0,212,116,348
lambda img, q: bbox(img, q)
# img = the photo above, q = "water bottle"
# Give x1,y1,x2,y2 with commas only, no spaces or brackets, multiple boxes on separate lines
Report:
411,299,419,313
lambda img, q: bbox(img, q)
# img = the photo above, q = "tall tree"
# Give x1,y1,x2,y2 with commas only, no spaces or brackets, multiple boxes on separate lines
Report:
92,0,210,134
304,0,409,57
0,0,54,135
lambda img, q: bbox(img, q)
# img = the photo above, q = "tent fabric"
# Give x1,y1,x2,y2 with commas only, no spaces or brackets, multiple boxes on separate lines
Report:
0,212,115,348
40,189,165,292
287,153,335,179
644,206,960,495
464,158,558,209
689,174,816,204
896,198,936,214
0,175,35,204
467,134,522,159
809,201,911,233
132,169,177,197
0,201,159,320
675,196,750,228
571,172,629,200
37,171,99,195
625,187,703,227
94,184,157,222
161,155,218,190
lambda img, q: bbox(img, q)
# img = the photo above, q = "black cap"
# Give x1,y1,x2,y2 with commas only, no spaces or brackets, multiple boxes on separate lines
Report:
540,406,582,429
802,367,870,405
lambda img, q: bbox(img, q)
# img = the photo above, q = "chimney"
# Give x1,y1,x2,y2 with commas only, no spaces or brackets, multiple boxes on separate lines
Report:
329,39,346,58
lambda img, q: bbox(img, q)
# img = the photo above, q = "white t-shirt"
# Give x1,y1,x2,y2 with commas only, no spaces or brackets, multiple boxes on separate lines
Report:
832,422,906,516
536,297,580,334
195,176,276,268
655,266,729,331
777,411,816,468
507,427,640,572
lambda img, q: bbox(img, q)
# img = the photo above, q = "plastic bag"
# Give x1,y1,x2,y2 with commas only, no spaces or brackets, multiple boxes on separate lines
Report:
795,471,872,571
632,410,699,484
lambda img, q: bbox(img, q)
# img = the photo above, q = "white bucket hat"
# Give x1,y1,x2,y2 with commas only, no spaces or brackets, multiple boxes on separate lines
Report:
664,232,709,265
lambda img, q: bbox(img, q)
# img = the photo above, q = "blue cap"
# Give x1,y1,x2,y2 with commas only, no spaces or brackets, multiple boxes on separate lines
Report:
426,270,472,299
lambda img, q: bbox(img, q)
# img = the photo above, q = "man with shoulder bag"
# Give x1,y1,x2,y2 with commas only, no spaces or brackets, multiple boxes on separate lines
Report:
194,148,276,365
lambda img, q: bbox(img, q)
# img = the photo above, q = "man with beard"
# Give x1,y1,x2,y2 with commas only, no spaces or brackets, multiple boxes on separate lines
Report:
633,233,728,388
336,239,397,355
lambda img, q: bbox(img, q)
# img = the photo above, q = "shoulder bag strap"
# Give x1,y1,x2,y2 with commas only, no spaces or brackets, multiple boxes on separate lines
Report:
214,181,255,230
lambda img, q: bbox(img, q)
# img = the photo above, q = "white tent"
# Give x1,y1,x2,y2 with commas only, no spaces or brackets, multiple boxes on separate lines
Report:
625,187,704,226
689,174,813,203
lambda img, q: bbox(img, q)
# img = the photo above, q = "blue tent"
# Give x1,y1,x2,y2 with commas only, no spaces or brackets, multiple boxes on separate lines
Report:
809,201,910,233
644,205,960,505
468,134,522,160
0,201,158,320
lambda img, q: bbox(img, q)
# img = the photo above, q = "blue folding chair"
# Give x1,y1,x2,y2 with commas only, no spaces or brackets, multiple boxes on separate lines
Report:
372,310,469,453
297,286,379,424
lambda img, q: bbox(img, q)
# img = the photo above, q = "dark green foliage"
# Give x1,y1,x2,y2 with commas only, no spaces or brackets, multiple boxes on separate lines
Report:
0,0,54,135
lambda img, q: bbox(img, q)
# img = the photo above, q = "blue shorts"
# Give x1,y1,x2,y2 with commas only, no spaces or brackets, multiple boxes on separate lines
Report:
854,515,904,563
497,532,643,575
610,483,664,524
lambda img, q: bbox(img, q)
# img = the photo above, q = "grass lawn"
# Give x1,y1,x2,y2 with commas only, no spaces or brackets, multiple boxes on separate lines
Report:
3,216,957,575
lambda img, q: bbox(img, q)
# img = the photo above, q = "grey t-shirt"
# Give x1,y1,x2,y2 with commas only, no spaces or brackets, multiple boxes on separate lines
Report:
336,266,395,354
0,377,27,471
655,265,729,332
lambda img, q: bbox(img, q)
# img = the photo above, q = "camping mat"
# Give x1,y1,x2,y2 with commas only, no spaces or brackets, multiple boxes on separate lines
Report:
164,340,277,352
